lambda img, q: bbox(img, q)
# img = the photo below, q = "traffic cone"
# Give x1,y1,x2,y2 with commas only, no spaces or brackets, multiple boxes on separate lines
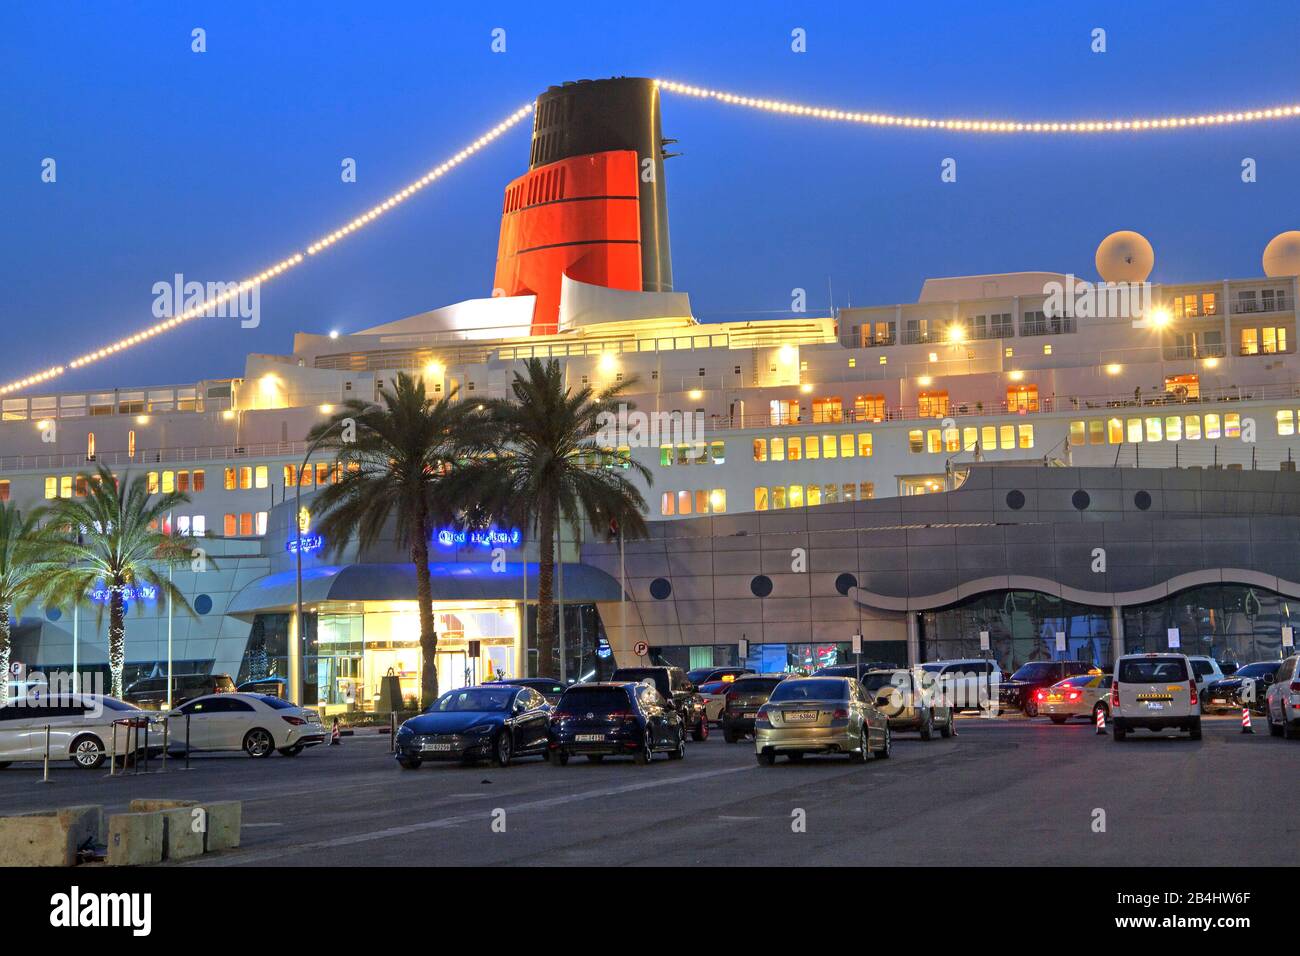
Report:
1241,707,1253,734
330,716,341,746
1095,707,1107,735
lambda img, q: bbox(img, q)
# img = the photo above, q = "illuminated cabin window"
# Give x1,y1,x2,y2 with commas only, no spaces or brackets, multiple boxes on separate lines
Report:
1164,374,1199,399
1224,413,1241,438
1108,418,1124,444
857,433,873,457
1165,416,1183,441
754,487,768,511
918,391,949,418
1204,414,1222,439
224,467,236,490
1007,385,1038,412
677,490,692,515
0,481,8,502
812,397,842,424
840,434,855,457
1278,410,1295,436
660,445,673,467
926,430,943,454
822,435,837,458
769,399,799,425
771,486,786,509
709,489,726,513
162,471,175,493
908,429,924,453
44,476,56,499
807,485,822,507
86,432,95,461
1019,424,1034,449
804,436,819,459
128,430,135,458
752,439,767,463
854,394,885,422
1185,415,1202,440
660,492,675,516
788,437,802,461
770,438,785,461
788,484,804,508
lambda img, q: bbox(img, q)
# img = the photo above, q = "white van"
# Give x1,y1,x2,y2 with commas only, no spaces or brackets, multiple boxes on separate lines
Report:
0,694,148,769
1110,653,1202,741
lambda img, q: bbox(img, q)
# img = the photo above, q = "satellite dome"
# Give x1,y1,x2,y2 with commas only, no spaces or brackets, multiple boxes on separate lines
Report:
1095,231,1155,283
1262,231,1300,277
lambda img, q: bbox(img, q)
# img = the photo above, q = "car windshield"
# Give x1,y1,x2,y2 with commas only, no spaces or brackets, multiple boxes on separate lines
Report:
1234,662,1277,678
429,688,514,712
559,687,631,712
769,679,849,702
1118,658,1189,683
730,678,782,695
860,672,905,692
1010,662,1058,681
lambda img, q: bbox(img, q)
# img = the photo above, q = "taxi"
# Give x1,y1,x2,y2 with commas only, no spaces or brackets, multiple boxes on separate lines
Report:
1036,673,1112,724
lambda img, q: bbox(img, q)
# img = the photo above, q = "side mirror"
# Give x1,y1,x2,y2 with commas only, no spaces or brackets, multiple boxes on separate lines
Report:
1263,674,1275,684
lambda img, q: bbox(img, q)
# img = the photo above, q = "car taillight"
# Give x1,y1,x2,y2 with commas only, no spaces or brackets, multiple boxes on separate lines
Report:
832,708,848,719
1111,683,1120,707
605,711,633,719
1035,689,1047,701
1290,680,1300,693
551,710,571,719
1067,691,1081,701
755,707,773,726
281,715,306,726
1188,680,1198,707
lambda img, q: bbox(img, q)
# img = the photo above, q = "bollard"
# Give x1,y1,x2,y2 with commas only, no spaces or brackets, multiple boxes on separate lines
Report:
143,719,150,774
389,712,397,753
184,715,191,771
1241,706,1254,734
162,719,168,773
1095,707,1108,735
109,720,117,776
42,724,52,784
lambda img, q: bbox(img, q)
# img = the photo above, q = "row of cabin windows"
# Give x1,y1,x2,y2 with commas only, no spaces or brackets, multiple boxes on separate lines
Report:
753,433,872,462
223,512,268,537
909,423,1034,454
1240,327,1289,355
1069,413,1244,445
659,489,727,516
44,471,205,499
754,482,875,511
659,442,726,466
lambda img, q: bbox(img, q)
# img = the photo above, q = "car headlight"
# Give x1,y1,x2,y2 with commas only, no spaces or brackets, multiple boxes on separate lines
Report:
395,725,414,738
466,724,496,736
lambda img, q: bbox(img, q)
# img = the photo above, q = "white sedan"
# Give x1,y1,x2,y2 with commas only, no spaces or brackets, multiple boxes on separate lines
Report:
165,692,325,757
0,693,149,769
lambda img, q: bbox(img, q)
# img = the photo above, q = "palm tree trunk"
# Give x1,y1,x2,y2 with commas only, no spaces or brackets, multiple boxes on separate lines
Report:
412,509,439,708
109,584,126,699
535,501,557,679
0,603,10,706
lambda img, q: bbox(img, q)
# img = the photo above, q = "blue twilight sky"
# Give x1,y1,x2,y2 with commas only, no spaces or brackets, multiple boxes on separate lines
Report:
2,0,1298,391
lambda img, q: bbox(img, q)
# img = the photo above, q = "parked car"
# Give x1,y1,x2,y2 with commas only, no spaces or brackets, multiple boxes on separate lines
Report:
721,674,788,742
1204,661,1281,714
483,677,567,704
611,665,708,741
860,668,953,739
165,692,325,757
754,676,890,765
236,677,287,696
999,660,1098,716
686,666,753,687
1037,673,1112,724
813,661,899,680
1110,653,1201,741
1265,654,1300,739
918,659,1002,713
0,693,147,769
394,684,551,768
696,679,733,723
1185,656,1226,701
126,672,235,710
549,682,685,765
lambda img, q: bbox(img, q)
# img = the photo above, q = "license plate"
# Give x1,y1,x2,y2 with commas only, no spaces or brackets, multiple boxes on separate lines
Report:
1212,698,1226,704
742,712,757,719
421,742,453,752
785,711,818,722
1144,701,1165,711
575,734,604,742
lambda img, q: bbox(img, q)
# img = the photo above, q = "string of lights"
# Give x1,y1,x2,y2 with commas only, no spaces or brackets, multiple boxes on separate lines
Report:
0,102,535,396
655,79,1300,133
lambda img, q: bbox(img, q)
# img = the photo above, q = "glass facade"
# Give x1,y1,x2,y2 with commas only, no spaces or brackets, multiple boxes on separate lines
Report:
526,603,614,685
1122,584,1295,664
648,641,907,675
920,590,1113,673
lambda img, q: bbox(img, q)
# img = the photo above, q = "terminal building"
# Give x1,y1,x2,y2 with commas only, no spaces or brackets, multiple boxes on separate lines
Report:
4,77,1300,708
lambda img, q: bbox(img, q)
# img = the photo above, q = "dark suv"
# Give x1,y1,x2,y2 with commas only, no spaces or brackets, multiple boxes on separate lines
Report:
125,673,235,710
999,660,1098,716
611,666,708,741
721,674,788,742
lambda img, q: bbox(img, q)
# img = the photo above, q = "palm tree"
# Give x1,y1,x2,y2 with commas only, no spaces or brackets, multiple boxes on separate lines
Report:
38,465,199,699
456,358,650,680
306,371,487,707
0,503,58,704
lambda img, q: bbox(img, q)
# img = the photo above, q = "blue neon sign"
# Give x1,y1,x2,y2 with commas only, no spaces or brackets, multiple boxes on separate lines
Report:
285,534,325,555
434,526,522,549
90,584,157,605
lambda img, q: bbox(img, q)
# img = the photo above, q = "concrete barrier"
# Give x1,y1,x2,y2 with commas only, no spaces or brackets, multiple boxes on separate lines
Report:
106,812,164,866
158,807,204,861
128,798,241,853
0,805,102,867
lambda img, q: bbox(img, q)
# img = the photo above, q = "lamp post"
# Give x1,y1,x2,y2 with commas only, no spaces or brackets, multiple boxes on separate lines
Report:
291,422,345,706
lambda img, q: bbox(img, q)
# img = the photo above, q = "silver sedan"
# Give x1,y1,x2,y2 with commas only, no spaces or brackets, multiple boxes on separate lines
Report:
754,676,891,764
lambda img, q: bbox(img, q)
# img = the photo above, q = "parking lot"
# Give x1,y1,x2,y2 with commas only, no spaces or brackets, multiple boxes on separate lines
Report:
1,713,1295,867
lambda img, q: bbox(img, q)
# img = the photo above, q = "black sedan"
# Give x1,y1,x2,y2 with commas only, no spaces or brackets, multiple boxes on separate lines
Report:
1203,661,1282,714
549,682,685,765
394,684,552,769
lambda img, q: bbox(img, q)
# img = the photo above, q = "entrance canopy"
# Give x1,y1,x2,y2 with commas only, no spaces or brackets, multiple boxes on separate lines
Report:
226,561,624,614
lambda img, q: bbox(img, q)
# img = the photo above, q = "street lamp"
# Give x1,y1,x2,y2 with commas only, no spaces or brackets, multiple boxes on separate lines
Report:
290,419,347,706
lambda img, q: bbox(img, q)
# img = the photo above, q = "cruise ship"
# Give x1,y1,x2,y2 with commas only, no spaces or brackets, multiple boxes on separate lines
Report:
5,77,1299,708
